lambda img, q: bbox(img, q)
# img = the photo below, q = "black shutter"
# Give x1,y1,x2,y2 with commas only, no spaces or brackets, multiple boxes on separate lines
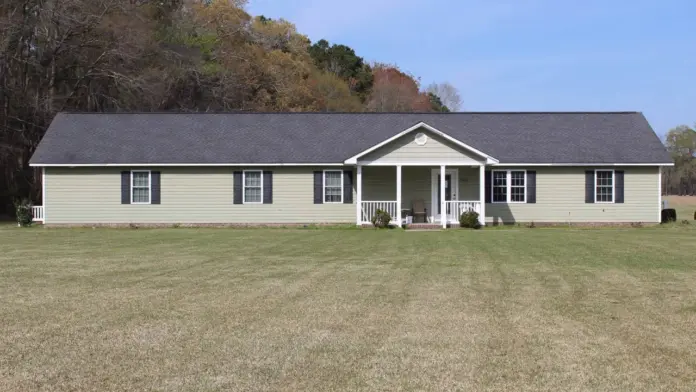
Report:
121,171,130,204
484,171,492,204
585,171,595,203
615,170,624,203
263,171,273,204
527,171,536,203
233,171,243,204
313,171,323,204
343,170,353,204
151,171,161,204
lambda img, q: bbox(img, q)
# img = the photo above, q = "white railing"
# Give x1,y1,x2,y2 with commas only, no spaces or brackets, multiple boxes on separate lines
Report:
360,201,398,224
32,206,45,222
445,201,481,224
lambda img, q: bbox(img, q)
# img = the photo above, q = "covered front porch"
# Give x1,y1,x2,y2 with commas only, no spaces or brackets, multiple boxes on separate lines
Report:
356,165,486,228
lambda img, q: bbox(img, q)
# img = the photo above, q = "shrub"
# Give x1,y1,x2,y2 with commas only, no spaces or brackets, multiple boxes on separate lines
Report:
129,223,139,229
661,209,677,224
371,209,392,229
526,221,536,229
13,198,33,227
681,220,691,225
459,210,481,229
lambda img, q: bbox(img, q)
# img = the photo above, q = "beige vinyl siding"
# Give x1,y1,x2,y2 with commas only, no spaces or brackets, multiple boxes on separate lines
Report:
458,168,480,200
486,167,660,223
401,167,432,211
45,167,355,224
361,166,395,201
359,129,485,165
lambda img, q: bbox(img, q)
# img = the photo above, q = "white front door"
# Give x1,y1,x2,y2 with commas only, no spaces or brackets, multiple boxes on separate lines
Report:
430,169,458,223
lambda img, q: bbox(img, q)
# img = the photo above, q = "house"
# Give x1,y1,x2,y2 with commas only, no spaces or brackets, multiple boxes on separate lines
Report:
28,112,672,227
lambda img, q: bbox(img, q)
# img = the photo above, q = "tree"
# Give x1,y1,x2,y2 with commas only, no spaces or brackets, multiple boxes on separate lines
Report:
662,125,696,195
426,82,462,111
308,39,373,101
308,72,362,112
428,92,450,112
366,64,430,112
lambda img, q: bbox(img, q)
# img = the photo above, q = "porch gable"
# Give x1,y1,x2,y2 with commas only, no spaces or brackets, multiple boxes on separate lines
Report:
344,122,498,165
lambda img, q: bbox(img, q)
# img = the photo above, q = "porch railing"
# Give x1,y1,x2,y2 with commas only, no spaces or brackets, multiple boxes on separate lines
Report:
360,201,398,224
445,201,481,224
32,206,45,223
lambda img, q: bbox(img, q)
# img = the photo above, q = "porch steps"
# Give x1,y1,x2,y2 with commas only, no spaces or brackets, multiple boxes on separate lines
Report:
405,224,443,230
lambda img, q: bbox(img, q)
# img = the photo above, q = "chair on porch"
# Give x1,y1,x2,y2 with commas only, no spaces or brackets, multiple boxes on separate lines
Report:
412,199,427,223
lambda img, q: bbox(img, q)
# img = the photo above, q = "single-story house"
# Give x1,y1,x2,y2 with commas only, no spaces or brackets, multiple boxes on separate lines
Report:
29,112,672,227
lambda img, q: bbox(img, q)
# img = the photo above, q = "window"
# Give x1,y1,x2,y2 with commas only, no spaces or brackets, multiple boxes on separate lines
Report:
492,170,526,203
510,171,526,202
131,171,151,204
595,170,614,203
323,170,343,203
492,171,507,203
243,171,263,204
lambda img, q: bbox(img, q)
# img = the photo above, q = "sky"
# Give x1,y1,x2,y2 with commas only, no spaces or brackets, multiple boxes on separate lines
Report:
246,0,695,137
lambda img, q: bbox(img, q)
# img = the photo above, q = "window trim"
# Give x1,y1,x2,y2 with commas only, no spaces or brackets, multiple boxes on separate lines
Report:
242,170,264,204
491,169,527,204
323,170,344,204
130,170,152,205
594,169,615,204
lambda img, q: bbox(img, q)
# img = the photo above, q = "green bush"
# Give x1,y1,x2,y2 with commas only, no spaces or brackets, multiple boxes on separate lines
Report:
459,210,481,229
14,198,33,227
371,209,392,229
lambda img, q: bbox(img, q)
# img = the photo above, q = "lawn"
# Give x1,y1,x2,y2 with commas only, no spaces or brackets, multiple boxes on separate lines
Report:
2,226,696,391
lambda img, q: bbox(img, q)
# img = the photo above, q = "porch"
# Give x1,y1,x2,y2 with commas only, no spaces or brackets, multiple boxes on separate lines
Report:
356,165,485,228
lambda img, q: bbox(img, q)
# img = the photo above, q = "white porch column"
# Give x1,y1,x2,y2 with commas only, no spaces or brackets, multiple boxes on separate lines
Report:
658,166,662,223
396,165,402,228
42,167,46,224
479,164,486,226
440,165,446,228
356,165,362,226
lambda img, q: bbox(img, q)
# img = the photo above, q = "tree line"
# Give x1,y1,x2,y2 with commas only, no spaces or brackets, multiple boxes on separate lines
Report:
0,0,462,215
662,125,696,195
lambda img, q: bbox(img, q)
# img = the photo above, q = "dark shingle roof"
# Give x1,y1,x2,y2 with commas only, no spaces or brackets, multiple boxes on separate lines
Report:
29,112,672,165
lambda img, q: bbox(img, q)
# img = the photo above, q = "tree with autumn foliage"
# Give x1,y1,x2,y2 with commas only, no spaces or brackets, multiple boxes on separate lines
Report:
366,65,432,112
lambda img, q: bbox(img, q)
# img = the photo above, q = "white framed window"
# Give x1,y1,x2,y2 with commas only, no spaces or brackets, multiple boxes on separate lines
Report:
243,170,263,204
491,170,526,203
323,170,343,203
131,170,151,204
492,171,507,203
595,169,614,203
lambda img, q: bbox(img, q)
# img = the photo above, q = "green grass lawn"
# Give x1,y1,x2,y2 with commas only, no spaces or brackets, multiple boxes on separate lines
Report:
2,226,696,391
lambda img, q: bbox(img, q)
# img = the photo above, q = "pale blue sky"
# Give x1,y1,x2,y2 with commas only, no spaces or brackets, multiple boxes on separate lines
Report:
247,0,695,136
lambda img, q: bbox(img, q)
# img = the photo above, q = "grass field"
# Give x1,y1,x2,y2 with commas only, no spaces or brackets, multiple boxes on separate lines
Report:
665,195,696,220
2,226,696,391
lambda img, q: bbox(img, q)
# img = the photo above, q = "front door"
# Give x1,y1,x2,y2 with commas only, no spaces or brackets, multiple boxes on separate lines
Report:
437,174,452,214
430,169,458,223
